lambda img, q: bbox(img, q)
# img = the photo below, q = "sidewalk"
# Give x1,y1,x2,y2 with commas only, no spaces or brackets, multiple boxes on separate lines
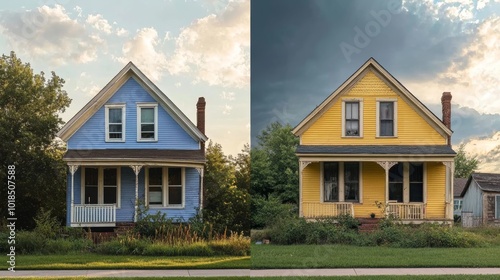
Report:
1,268,500,278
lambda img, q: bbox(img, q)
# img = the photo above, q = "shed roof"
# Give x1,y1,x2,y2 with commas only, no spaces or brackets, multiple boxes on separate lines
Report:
454,178,468,197
460,172,500,197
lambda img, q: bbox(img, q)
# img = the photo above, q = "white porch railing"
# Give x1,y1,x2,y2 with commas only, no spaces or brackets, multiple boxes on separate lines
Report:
302,202,354,218
386,203,425,220
72,204,116,226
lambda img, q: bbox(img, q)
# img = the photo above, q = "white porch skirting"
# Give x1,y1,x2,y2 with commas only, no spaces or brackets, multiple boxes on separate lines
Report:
71,204,116,227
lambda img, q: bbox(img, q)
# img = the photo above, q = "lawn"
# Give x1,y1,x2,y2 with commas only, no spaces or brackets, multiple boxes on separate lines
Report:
251,244,500,268
2,276,500,280
8,254,249,270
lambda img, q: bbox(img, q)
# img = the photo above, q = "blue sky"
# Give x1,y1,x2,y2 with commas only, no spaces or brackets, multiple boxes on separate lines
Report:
0,0,249,156
251,0,500,172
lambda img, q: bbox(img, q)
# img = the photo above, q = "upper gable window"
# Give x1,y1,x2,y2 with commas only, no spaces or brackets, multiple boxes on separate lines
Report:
137,103,158,141
105,105,126,142
342,99,363,137
377,99,397,137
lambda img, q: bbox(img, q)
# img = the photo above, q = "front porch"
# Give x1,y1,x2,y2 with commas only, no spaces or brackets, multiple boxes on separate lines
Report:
71,204,116,227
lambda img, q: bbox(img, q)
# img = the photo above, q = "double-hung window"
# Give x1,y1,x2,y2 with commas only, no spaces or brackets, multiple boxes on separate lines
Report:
323,162,361,203
377,100,397,137
105,105,126,142
389,162,425,203
137,103,158,141
342,99,363,137
82,167,120,207
146,167,184,208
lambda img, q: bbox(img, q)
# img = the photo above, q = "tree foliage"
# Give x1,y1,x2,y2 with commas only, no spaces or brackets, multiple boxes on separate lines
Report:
203,141,250,234
454,144,479,178
0,52,71,229
251,122,299,204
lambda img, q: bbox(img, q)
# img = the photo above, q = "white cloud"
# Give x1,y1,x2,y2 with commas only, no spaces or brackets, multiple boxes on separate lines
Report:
404,17,500,115
457,131,500,173
222,104,233,115
167,0,250,88
175,82,181,87
476,0,490,9
86,14,112,34
220,91,235,101
114,27,168,81
403,0,476,22
116,27,128,37
0,5,104,64
74,6,82,17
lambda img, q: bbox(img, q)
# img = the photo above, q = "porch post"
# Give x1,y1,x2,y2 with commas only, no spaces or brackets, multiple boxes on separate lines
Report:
130,165,143,222
68,165,79,224
196,167,204,210
376,161,398,212
442,161,454,221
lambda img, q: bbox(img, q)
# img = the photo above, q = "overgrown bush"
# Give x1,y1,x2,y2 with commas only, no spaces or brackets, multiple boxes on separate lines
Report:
251,195,295,229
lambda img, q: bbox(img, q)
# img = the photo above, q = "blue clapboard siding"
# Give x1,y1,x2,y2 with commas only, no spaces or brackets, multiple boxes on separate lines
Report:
67,167,200,225
67,78,199,150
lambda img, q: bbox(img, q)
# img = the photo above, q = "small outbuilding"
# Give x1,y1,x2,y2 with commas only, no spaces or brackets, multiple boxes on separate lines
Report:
453,178,467,216
461,173,500,227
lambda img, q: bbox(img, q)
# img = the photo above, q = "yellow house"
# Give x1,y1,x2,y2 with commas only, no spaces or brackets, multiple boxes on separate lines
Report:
292,58,456,224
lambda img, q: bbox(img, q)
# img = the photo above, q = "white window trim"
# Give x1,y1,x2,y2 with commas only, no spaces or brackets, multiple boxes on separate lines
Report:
145,167,185,209
495,195,500,219
145,167,163,207
320,162,363,203
376,98,398,138
105,104,126,142
137,103,158,142
341,98,363,138
81,167,121,208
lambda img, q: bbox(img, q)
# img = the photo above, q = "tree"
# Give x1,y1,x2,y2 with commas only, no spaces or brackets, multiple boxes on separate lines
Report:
454,144,479,178
251,122,299,204
203,141,250,234
0,52,71,229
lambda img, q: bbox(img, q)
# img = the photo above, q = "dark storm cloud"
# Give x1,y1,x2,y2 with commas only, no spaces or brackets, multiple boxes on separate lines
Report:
251,0,475,145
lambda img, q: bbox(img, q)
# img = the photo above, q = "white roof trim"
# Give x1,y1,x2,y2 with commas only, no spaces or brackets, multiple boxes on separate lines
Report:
57,62,208,142
292,58,452,138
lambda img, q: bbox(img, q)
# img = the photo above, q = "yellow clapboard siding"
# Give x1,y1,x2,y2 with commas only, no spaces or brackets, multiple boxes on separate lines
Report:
425,162,446,218
302,71,446,145
302,162,320,203
353,162,386,217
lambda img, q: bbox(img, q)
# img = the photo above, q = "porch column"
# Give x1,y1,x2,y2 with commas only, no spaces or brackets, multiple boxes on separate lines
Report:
68,165,79,224
376,161,398,209
196,167,205,211
442,161,454,221
299,161,313,218
130,165,143,222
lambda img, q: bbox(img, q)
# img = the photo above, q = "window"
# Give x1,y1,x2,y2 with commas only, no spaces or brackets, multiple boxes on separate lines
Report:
377,100,397,137
82,167,120,206
454,199,463,212
345,102,360,136
409,163,423,202
137,103,158,141
324,162,339,202
146,167,185,208
323,162,361,203
103,168,117,204
496,196,500,219
105,105,126,142
389,163,404,202
148,168,163,205
389,162,425,203
168,168,183,206
344,163,359,202
84,167,98,204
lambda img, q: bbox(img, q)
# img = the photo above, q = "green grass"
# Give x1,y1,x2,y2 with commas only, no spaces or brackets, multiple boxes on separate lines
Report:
253,277,500,280
251,244,500,268
8,253,249,270
0,278,245,280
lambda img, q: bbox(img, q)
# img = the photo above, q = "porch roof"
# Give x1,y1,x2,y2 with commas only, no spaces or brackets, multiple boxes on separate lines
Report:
63,149,205,164
296,145,456,156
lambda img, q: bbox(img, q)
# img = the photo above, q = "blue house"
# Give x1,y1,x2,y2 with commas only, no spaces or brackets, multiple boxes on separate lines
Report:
57,62,208,227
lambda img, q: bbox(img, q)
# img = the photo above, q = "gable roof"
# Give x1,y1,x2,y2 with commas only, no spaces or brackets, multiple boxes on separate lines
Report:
461,173,500,197
454,178,468,197
57,62,208,143
292,57,452,139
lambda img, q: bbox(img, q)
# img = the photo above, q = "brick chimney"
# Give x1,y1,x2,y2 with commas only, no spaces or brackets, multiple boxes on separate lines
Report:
196,97,206,150
441,92,452,145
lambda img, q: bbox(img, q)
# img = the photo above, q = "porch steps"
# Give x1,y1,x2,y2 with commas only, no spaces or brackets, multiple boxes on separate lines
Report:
358,218,380,233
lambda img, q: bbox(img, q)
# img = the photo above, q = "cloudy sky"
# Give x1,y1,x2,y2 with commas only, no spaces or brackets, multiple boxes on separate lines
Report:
0,0,249,156
252,0,500,173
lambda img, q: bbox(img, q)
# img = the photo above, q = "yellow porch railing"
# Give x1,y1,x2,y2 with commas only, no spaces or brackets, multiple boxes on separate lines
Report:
386,202,425,220
302,202,354,218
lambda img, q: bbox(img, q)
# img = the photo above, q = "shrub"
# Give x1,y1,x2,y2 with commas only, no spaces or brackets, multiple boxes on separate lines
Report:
267,217,308,244
252,195,295,229
16,231,46,253
250,229,271,242
209,233,250,256
33,208,60,239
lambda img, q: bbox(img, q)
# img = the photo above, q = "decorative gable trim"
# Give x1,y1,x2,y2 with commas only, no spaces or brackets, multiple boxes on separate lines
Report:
292,58,452,141
57,62,208,143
